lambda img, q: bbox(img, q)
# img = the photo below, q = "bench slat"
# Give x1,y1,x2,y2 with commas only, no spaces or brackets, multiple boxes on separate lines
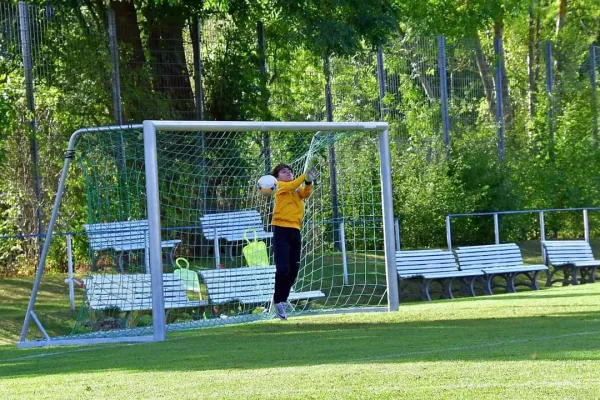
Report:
396,250,463,275
84,273,207,311
199,210,270,242
199,266,325,305
455,243,548,274
84,220,181,253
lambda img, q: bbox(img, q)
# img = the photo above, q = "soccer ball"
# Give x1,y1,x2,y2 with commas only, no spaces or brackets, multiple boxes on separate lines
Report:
257,175,277,197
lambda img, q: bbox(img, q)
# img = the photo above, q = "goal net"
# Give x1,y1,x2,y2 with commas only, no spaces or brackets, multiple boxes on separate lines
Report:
19,121,397,347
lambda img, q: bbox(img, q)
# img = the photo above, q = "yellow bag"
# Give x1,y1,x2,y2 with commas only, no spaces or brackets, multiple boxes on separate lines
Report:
174,257,202,300
242,228,270,267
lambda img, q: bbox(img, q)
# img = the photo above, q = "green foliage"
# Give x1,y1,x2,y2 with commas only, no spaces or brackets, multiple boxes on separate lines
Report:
3,0,600,274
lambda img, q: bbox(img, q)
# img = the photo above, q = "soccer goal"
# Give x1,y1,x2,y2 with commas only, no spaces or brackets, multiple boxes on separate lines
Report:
19,121,398,348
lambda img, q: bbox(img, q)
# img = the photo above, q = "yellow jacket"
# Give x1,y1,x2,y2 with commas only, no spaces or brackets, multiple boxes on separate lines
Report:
272,173,313,229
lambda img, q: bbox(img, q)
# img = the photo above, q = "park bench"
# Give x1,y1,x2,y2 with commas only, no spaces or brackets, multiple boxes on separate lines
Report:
83,273,207,325
455,243,548,294
199,210,273,265
542,240,599,286
199,266,325,311
84,220,181,273
395,249,484,301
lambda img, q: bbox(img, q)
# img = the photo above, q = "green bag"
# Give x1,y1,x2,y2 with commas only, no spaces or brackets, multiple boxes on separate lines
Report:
174,257,202,300
242,228,270,267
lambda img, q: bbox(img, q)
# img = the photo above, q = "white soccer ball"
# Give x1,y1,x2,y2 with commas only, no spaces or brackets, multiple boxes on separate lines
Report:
257,175,277,197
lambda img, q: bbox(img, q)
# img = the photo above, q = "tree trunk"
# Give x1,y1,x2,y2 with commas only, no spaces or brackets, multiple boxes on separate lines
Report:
527,3,539,120
554,0,567,90
555,0,567,36
108,0,152,121
494,19,512,126
474,37,495,114
552,0,567,158
143,3,196,119
400,36,435,102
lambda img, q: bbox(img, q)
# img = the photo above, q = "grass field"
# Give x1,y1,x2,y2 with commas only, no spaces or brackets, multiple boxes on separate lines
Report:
1,270,600,399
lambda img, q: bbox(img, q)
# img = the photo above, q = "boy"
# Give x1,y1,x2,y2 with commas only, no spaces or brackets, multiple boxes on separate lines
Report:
271,163,315,320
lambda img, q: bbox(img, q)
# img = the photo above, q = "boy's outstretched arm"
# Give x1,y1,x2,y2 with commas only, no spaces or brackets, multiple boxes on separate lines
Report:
298,183,313,199
298,170,314,199
277,173,307,192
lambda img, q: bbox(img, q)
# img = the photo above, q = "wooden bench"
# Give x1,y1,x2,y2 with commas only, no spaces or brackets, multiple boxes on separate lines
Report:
199,266,325,309
542,240,599,286
396,249,484,301
199,210,273,265
83,273,207,323
84,220,181,273
455,243,548,294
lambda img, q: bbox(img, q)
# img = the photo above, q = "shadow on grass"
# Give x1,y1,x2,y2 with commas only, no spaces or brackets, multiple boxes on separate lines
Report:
469,290,600,301
1,310,599,379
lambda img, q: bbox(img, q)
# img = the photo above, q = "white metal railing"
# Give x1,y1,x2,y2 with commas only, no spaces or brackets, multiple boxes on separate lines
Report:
446,207,600,252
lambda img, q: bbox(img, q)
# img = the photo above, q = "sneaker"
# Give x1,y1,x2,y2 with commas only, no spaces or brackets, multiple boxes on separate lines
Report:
275,302,287,320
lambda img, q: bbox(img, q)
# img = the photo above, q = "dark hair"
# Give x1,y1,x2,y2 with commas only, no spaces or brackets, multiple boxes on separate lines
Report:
272,163,293,178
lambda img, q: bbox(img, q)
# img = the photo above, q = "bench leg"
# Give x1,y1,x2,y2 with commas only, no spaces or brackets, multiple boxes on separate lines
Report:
117,251,125,274
458,278,476,297
488,273,515,293
443,279,454,299
528,270,541,290
580,267,595,284
545,268,555,287
570,267,580,285
546,267,571,287
399,280,418,302
166,246,177,267
228,243,238,261
506,273,517,293
482,275,493,295
421,280,432,301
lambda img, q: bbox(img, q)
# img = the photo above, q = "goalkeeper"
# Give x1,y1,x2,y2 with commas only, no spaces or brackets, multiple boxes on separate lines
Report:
270,162,316,320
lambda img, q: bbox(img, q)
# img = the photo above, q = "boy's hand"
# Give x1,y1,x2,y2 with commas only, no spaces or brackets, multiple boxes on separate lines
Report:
306,154,322,171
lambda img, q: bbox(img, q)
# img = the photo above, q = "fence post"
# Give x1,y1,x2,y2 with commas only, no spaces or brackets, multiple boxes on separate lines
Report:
18,1,43,251
583,209,590,243
107,9,123,125
539,211,546,261
339,222,348,285
494,37,505,161
376,46,388,120
106,8,127,175
192,16,205,121
257,21,271,174
191,16,207,215
545,41,554,157
323,55,341,250
437,36,450,159
590,46,598,145
66,234,75,311
446,215,452,250
493,213,500,244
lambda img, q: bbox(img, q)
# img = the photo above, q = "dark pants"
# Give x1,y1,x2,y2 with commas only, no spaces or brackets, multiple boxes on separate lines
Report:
273,226,301,303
